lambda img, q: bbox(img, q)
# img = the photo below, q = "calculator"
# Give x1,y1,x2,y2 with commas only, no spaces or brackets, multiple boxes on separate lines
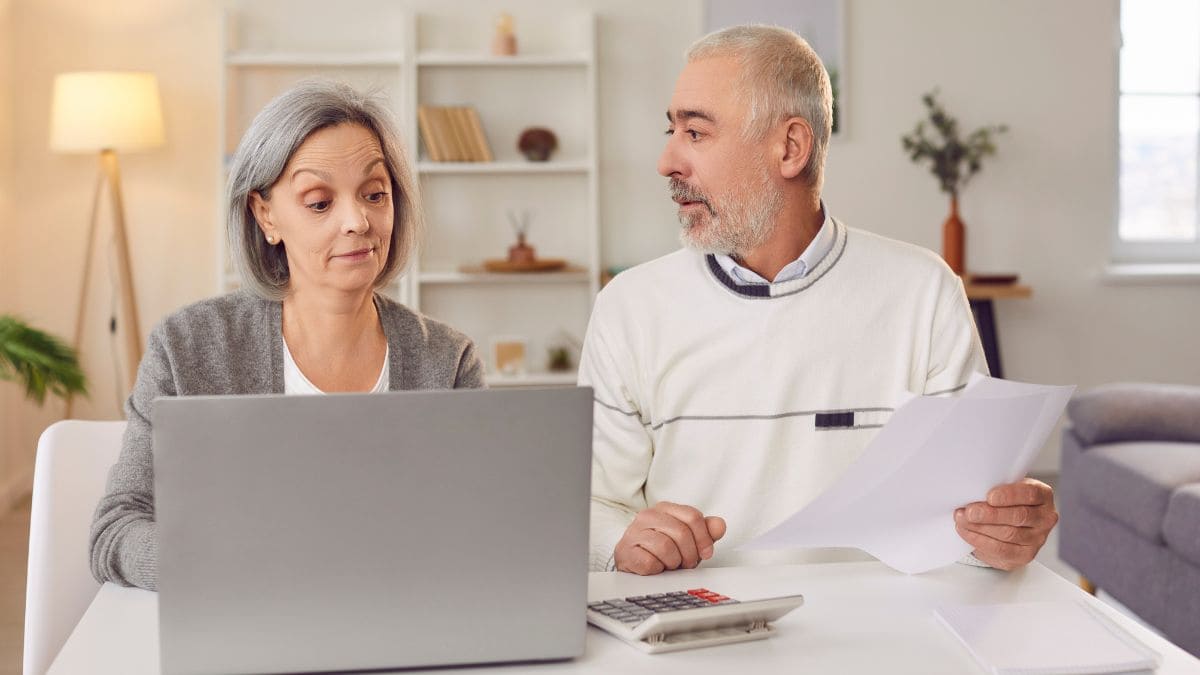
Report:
586,588,804,653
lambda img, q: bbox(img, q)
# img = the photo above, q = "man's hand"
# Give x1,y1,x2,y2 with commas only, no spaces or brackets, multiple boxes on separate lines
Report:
614,502,727,575
954,478,1058,571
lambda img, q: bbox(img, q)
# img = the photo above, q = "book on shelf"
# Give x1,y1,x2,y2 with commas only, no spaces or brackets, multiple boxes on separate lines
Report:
416,106,445,162
417,105,494,162
444,107,471,161
464,107,494,162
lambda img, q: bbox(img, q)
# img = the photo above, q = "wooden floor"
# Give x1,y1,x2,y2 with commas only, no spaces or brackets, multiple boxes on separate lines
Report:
0,497,30,675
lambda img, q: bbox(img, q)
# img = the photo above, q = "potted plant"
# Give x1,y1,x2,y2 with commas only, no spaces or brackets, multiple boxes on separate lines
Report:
0,315,87,405
901,91,1006,275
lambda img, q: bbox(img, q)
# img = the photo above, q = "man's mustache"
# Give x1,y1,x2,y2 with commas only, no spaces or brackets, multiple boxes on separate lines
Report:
669,179,714,214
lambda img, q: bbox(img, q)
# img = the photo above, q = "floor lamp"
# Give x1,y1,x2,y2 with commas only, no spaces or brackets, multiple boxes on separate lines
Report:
50,72,165,418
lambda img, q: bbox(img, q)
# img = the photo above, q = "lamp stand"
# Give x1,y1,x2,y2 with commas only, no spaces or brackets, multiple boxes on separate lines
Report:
64,149,144,418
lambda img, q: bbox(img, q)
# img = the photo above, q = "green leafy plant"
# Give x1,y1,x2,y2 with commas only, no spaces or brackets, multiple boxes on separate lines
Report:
901,90,1007,198
0,315,87,405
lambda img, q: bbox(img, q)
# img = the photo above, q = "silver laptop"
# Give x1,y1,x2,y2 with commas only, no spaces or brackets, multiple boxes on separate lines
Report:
153,387,593,675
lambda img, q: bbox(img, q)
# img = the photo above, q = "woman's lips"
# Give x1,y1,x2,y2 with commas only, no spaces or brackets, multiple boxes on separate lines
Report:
333,247,374,261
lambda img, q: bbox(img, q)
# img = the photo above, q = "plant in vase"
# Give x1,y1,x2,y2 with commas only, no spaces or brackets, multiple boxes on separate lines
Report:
901,90,1006,275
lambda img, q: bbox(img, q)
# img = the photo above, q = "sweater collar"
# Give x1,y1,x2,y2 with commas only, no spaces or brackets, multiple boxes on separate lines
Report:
713,202,835,285
705,217,848,300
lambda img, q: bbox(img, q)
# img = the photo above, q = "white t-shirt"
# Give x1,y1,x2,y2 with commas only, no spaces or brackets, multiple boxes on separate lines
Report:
282,337,389,395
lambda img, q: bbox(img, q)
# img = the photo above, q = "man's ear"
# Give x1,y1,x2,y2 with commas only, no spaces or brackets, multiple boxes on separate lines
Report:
780,117,814,180
248,190,277,242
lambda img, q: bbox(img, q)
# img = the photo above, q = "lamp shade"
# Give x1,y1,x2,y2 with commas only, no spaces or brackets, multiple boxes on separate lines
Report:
49,71,165,153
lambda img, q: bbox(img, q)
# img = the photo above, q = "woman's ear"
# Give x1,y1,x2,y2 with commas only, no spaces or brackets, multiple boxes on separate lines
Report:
780,117,814,180
248,191,278,243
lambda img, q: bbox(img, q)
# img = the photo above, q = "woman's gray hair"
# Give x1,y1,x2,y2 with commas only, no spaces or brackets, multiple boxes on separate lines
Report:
688,25,833,190
226,79,421,300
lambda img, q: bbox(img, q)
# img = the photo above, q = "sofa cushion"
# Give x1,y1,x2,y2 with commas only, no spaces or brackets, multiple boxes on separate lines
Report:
1076,441,1200,542
1068,383,1200,445
1164,484,1200,566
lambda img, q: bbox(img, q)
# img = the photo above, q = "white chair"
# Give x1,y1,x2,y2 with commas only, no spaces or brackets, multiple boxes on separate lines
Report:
23,420,126,675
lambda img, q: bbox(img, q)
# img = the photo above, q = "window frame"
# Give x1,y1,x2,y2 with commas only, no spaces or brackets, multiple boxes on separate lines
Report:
1114,0,1200,264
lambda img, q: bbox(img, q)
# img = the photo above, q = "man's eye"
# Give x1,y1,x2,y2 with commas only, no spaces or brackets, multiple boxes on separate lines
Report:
664,127,674,136
687,130,701,140
306,200,330,212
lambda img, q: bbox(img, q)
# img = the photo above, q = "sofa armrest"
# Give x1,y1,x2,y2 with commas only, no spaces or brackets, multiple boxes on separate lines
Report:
1067,383,1200,445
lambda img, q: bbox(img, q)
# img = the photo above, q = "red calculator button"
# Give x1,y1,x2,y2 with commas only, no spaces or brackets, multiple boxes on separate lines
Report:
687,588,708,596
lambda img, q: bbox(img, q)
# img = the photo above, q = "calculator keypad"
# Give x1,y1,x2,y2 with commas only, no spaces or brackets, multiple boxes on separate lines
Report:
588,588,739,626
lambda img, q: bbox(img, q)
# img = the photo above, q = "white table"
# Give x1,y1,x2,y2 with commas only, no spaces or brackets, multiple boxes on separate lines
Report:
51,561,1200,674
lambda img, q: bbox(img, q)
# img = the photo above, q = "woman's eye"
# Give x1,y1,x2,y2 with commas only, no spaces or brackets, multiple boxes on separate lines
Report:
366,191,388,203
306,200,331,213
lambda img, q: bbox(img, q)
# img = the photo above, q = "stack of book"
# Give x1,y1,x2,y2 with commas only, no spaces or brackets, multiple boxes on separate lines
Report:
417,105,495,162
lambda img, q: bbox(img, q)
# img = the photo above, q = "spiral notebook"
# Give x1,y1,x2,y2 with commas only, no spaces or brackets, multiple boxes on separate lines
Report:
935,601,1161,675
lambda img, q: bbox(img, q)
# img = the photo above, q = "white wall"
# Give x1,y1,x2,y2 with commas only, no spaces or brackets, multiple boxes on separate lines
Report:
821,0,1200,471
0,0,23,510
2,0,223,506
1,0,1196,491
0,0,699,499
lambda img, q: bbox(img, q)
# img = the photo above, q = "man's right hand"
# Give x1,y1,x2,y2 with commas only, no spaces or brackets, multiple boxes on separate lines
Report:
613,501,727,575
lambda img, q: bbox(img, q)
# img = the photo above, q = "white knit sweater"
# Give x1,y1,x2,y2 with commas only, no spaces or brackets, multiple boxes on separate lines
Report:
579,218,988,571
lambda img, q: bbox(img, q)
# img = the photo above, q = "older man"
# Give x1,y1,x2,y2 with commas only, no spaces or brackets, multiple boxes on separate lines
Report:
580,25,1057,575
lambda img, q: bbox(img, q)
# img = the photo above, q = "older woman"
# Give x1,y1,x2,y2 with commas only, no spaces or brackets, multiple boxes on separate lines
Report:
89,80,483,591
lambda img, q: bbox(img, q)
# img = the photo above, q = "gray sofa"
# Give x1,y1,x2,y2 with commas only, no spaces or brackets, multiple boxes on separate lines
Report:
1059,383,1200,657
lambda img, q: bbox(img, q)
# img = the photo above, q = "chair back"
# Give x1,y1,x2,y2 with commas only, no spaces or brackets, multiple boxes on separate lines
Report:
23,420,125,675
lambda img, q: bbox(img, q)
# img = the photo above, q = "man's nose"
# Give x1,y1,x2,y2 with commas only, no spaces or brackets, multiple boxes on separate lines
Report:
658,133,684,178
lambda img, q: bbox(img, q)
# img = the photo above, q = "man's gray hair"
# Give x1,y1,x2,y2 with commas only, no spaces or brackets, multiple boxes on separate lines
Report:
226,79,421,300
688,24,833,190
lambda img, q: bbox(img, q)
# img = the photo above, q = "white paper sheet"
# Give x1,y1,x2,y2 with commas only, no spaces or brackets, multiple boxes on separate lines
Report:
935,601,1161,674
738,375,1075,574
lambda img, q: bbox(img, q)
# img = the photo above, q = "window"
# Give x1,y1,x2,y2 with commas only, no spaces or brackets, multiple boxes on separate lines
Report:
1117,0,1200,262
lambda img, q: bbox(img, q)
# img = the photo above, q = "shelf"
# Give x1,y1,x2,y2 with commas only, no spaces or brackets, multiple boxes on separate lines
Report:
963,283,1033,301
485,371,578,387
417,52,590,67
226,52,405,67
1102,263,1200,284
417,160,591,175
419,268,590,285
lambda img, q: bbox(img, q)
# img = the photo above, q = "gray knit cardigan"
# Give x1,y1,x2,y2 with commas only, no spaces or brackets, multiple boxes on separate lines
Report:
89,290,484,590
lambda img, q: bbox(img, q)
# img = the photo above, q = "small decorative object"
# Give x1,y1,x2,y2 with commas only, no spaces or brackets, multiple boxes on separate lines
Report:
546,330,582,373
967,273,1019,286
901,90,1006,275
517,127,557,162
480,210,567,272
491,336,528,376
547,347,571,372
506,209,536,264
492,13,517,56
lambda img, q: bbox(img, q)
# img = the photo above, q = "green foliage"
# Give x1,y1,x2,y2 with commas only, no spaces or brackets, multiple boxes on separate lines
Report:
901,90,1007,198
0,315,88,406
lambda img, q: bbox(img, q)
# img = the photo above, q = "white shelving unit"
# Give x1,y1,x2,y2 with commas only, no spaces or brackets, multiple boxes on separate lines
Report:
416,160,591,175
217,5,598,388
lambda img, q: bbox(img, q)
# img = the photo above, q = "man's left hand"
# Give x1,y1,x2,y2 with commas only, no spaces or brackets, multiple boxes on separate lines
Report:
954,478,1058,571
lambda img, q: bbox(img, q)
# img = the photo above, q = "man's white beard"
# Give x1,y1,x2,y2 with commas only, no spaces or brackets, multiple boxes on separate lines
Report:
676,170,783,257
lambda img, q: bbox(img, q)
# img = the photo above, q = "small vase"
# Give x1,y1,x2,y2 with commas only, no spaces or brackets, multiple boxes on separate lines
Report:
942,195,966,276
508,232,536,264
